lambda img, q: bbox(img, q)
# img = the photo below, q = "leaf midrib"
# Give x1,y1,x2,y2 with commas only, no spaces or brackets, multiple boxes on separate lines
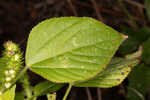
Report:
28,39,112,66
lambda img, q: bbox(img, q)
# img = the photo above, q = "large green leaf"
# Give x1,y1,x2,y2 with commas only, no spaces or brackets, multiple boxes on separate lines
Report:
26,17,124,83
0,85,16,100
74,57,139,88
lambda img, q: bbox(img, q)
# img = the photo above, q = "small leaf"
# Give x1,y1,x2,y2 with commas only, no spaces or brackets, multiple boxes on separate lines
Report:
26,17,124,83
0,85,16,100
127,64,150,100
34,81,63,97
74,57,139,88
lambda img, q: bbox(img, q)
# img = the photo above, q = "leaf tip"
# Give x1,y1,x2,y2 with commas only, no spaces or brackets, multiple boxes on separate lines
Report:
120,33,128,41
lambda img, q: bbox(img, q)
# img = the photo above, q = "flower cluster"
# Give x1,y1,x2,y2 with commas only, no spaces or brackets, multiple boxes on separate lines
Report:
0,41,23,93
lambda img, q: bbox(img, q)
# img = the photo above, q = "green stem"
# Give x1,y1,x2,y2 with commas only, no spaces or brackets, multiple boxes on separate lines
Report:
25,86,32,99
21,73,33,99
117,0,137,28
1,66,29,93
63,83,73,100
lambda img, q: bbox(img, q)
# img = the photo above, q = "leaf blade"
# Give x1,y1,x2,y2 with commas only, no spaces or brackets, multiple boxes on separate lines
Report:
26,17,124,83
0,85,16,100
74,57,140,88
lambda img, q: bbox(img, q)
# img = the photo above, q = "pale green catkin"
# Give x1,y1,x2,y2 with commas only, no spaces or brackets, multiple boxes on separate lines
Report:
0,41,23,93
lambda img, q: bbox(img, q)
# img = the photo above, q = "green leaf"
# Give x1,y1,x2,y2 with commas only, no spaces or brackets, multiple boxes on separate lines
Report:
118,36,138,55
34,81,63,97
26,17,124,83
74,57,139,88
127,64,150,100
142,38,150,64
118,27,150,55
121,27,150,43
145,0,150,21
0,85,16,100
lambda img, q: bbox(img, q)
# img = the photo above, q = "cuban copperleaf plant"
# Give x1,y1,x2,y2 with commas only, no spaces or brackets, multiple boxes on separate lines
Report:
0,17,140,100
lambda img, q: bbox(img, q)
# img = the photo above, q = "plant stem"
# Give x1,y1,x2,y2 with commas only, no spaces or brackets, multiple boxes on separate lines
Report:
21,73,32,99
26,86,32,99
63,83,73,100
117,0,137,28
1,66,29,93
